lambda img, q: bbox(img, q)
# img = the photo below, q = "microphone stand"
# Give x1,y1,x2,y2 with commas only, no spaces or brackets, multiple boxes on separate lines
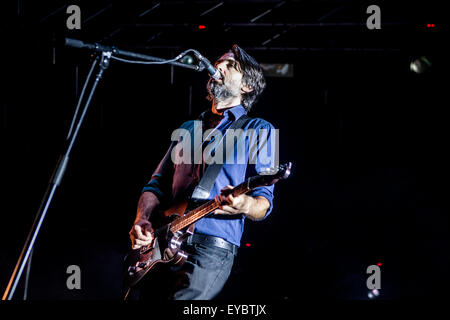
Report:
2,39,200,300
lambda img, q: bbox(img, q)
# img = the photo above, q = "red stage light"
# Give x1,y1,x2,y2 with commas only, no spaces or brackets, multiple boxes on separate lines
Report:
377,263,382,267
245,243,251,247
198,25,206,30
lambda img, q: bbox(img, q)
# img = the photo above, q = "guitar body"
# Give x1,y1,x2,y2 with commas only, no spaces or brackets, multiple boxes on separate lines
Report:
123,201,194,295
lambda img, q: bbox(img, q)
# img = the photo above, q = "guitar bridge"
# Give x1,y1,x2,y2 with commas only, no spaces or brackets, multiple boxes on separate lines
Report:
128,261,148,275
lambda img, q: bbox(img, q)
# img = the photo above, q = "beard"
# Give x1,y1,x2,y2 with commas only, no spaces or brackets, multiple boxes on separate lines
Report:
207,78,241,102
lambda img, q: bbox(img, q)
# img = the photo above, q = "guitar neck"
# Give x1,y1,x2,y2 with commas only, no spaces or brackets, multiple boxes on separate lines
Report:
169,178,253,233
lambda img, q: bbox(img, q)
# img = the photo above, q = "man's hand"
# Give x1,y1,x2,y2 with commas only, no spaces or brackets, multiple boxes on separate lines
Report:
213,185,270,221
129,219,153,250
214,185,252,215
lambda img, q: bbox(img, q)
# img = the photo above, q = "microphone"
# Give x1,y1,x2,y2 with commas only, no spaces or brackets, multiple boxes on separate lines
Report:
193,52,222,81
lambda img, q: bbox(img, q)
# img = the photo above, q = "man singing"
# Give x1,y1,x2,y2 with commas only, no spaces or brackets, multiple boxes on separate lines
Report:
128,44,277,300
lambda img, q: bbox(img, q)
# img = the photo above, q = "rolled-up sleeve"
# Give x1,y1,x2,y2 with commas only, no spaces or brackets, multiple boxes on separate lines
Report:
246,120,277,219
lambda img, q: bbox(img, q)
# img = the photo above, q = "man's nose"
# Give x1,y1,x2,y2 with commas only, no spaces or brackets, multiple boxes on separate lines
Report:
217,61,226,73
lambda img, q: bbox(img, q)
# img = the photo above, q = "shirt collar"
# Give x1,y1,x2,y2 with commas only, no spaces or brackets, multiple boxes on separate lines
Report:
223,105,247,120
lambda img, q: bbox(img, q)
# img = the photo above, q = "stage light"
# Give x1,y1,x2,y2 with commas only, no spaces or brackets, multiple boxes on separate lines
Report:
260,63,294,78
410,56,432,74
368,289,380,299
245,243,251,247
198,25,206,30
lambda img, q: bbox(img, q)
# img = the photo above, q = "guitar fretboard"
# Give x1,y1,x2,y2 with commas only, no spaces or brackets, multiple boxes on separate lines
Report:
169,179,251,233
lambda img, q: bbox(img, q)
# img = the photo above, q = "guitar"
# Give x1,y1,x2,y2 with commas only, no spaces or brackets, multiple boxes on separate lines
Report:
123,162,292,299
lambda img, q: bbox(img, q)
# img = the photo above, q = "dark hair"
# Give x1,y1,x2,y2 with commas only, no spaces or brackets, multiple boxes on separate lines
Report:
230,45,266,112
208,45,266,112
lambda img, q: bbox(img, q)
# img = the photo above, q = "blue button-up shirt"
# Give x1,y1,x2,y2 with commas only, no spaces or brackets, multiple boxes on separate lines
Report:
142,105,276,246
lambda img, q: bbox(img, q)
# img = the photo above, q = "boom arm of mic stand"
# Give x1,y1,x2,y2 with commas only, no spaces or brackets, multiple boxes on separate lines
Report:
64,38,200,71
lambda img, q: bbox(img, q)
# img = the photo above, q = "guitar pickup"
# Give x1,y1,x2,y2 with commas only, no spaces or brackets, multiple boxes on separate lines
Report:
140,242,154,254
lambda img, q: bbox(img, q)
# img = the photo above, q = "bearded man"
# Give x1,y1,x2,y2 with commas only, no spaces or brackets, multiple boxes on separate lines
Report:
128,45,277,300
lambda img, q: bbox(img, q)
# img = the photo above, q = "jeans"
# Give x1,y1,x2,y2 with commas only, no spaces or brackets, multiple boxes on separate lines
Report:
133,241,236,300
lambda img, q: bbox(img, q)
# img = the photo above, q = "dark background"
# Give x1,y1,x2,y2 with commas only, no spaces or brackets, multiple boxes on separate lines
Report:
0,0,447,301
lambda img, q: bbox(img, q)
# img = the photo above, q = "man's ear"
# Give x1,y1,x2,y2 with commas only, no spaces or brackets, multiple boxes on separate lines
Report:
241,84,253,93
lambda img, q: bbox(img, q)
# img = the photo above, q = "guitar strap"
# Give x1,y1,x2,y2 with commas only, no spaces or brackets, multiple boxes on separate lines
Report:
190,113,251,201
